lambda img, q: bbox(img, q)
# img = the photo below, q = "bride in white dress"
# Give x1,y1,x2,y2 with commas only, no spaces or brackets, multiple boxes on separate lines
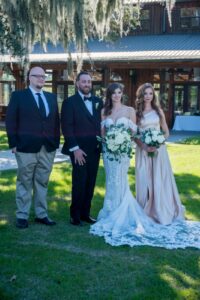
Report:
90,83,200,249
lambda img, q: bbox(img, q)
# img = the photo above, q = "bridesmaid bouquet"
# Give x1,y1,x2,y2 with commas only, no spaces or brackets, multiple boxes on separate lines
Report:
140,128,165,157
97,124,133,162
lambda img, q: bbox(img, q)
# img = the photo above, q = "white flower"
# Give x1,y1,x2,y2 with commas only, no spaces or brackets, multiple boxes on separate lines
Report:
157,135,165,143
152,134,158,142
115,133,124,145
151,129,158,135
145,136,152,144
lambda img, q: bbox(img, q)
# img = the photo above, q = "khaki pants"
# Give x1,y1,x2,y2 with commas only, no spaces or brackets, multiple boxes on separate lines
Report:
15,146,55,219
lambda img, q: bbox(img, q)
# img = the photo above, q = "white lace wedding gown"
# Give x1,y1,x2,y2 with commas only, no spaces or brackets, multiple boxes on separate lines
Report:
90,117,200,249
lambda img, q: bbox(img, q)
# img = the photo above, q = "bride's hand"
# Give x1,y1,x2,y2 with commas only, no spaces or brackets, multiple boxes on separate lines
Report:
147,146,157,153
142,144,156,153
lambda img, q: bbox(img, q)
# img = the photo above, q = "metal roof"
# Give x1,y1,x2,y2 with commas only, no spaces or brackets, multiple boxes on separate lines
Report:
1,34,200,63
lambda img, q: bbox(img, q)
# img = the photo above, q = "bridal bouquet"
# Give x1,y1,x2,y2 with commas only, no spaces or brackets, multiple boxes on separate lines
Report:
97,124,133,162
140,128,165,157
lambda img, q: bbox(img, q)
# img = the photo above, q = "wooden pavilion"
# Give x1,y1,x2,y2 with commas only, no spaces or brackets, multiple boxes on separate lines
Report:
1,0,200,128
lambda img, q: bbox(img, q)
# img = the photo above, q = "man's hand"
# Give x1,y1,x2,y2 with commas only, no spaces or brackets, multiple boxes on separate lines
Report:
73,149,87,165
12,147,17,153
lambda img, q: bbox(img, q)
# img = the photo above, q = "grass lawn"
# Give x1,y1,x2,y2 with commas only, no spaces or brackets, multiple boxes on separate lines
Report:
0,135,200,299
0,128,8,151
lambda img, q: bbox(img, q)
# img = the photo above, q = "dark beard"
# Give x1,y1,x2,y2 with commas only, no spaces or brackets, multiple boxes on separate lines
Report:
79,87,92,95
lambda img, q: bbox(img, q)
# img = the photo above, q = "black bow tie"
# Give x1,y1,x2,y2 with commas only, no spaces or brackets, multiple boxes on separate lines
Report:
84,96,92,102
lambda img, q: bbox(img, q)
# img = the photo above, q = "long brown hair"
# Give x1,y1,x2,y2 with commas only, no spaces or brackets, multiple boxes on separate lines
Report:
135,82,162,124
103,82,124,116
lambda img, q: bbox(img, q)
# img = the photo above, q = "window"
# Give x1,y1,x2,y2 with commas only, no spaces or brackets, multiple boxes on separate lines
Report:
55,84,75,112
93,84,102,98
153,83,169,111
44,69,53,93
110,72,122,81
180,7,200,29
174,85,184,115
174,69,193,82
56,85,65,112
139,9,150,31
131,8,150,33
67,85,75,97
91,70,103,81
45,69,53,81
173,84,200,115
188,86,198,114
153,72,160,82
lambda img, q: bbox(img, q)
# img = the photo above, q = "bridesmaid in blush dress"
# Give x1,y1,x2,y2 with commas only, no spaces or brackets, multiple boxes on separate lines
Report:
135,83,185,225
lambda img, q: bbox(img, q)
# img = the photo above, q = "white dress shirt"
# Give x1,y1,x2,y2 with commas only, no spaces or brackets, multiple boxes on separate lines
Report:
78,90,93,115
29,86,49,116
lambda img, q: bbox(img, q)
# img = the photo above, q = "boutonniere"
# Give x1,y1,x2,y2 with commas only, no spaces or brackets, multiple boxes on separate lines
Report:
95,103,99,110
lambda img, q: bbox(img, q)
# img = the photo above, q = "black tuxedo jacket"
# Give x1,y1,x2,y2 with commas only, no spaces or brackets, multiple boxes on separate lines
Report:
61,92,103,155
6,88,60,153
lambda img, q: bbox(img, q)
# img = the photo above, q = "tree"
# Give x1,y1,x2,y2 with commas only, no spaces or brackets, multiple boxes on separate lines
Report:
0,0,176,71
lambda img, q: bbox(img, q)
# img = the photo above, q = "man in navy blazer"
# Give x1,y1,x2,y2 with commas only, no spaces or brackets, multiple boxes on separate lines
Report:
6,66,60,228
61,71,103,226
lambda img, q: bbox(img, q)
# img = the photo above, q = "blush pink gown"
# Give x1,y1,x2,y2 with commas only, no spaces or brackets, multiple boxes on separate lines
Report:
135,110,185,225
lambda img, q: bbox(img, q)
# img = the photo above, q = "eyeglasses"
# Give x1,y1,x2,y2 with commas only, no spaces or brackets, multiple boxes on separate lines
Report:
31,74,47,79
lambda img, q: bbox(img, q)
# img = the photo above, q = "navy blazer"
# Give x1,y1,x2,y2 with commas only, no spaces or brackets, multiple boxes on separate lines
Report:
6,88,60,153
61,92,103,155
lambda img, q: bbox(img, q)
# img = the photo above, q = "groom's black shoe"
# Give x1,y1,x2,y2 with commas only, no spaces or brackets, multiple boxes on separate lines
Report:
81,216,96,224
70,217,83,226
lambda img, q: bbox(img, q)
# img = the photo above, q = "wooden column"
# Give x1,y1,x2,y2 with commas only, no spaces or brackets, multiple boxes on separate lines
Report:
168,70,174,128
102,68,110,88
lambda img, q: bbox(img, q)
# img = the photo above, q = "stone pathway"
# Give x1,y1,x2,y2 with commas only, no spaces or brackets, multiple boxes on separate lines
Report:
0,131,199,171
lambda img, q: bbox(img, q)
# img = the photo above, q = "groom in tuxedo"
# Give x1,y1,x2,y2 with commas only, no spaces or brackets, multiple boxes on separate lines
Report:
61,71,103,226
